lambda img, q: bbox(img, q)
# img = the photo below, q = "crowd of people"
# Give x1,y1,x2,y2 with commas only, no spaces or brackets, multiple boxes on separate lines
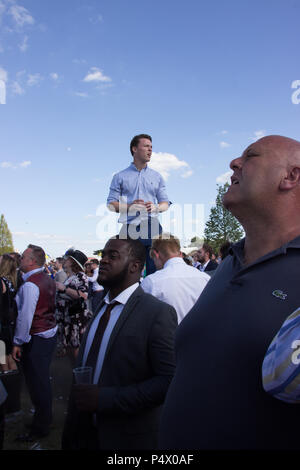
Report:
1,133,300,451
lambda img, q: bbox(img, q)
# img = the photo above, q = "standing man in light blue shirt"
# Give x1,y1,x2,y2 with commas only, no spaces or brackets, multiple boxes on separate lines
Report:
107,134,170,275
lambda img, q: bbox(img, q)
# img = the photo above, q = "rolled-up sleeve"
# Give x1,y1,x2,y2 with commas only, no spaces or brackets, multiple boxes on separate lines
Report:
156,175,169,203
107,173,121,204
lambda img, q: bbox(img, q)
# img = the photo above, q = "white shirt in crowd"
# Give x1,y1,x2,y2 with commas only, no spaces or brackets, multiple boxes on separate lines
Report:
87,267,103,292
140,257,210,323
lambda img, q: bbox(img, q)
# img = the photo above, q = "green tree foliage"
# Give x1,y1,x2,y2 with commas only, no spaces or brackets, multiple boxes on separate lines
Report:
204,183,244,253
0,214,14,255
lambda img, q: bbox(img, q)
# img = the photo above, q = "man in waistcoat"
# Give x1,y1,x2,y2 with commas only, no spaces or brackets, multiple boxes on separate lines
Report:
12,244,57,441
159,135,300,450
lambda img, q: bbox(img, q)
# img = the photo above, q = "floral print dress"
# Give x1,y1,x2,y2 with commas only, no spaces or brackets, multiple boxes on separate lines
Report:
55,272,92,352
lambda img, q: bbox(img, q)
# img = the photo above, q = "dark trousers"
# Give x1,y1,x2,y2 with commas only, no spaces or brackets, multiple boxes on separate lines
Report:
21,334,57,434
119,218,163,275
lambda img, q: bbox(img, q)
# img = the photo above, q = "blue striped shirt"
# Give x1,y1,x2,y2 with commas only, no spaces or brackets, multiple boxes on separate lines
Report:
262,307,300,403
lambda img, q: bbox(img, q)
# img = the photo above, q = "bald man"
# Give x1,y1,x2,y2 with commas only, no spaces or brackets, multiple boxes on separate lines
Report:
159,136,300,450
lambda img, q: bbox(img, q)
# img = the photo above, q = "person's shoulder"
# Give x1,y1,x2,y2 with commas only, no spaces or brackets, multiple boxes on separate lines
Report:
114,164,133,177
138,288,175,313
146,166,163,178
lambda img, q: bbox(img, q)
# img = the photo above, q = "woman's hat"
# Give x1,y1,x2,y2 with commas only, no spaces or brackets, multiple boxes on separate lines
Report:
64,248,88,271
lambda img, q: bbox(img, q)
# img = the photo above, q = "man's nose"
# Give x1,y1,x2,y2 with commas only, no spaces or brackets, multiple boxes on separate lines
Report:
230,156,243,171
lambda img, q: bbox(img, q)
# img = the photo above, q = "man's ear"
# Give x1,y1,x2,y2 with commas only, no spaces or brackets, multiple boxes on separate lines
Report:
280,167,300,190
129,259,141,274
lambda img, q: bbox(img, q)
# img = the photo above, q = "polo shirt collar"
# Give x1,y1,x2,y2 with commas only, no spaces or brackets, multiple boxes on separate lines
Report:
230,234,300,272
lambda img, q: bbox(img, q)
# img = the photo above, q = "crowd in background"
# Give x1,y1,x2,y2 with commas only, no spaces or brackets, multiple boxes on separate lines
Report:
0,238,229,449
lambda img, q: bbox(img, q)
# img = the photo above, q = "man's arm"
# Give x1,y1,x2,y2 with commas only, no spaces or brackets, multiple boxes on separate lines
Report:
12,282,39,360
262,307,300,403
73,302,178,415
87,268,99,283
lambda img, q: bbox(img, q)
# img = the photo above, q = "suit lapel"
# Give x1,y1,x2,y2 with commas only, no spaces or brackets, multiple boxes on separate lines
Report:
98,286,144,376
76,300,106,366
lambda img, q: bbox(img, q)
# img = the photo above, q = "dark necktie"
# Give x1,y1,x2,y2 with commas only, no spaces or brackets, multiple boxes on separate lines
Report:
85,301,120,369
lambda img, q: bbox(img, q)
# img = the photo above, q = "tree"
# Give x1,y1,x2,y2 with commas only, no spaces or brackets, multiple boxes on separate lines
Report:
189,236,203,247
0,214,14,255
204,183,244,254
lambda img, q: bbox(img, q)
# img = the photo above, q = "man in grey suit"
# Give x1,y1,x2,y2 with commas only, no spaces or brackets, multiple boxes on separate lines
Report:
62,236,177,450
54,258,67,284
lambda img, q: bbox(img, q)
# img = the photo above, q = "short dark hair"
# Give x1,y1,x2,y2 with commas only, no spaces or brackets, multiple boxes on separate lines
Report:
219,241,232,260
130,134,152,156
111,236,146,269
90,258,99,265
56,257,64,264
27,244,46,267
202,243,213,258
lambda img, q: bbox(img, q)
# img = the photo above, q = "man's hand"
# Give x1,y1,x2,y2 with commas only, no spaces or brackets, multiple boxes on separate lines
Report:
144,201,158,213
12,345,22,362
72,384,100,413
128,199,147,215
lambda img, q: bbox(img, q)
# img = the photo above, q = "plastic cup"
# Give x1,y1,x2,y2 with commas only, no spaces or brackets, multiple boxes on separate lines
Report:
73,366,92,384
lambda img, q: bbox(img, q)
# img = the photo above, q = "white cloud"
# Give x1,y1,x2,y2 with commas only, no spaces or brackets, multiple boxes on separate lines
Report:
74,91,88,98
19,34,28,52
216,171,232,185
0,66,7,82
66,147,71,152
50,72,59,81
148,152,193,181
9,4,34,27
220,130,228,135
0,160,31,169
73,58,87,65
27,73,42,86
83,67,111,83
0,161,13,168
11,80,24,94
89,14,103,24
20,160,31,167
219,141,230,148
181,169,194,179
252,130,266,141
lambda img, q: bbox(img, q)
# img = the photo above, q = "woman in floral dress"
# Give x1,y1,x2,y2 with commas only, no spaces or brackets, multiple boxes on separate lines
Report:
55,249,92,362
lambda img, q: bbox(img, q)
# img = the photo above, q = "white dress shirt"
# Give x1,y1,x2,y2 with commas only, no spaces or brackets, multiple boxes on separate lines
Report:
87,267,103,292
141,257,210,323
82,282,139,384
14,268,58,345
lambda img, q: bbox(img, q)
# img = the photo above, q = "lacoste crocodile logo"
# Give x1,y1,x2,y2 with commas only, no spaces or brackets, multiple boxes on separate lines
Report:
272,290,288,300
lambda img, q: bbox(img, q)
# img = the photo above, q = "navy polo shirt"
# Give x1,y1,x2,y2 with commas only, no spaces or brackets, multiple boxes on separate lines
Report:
159,236,300,450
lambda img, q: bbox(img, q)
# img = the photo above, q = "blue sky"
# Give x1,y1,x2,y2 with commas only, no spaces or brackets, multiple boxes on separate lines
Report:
0,0,299,258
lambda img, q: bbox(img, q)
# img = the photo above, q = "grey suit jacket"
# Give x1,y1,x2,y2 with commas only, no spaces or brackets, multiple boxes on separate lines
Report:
62,285,178,450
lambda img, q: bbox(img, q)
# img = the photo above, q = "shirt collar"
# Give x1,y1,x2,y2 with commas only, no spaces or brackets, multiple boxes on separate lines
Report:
202,260,210,269
230,234,300,270
130,162,148,172
163,257,185,269
104,282,139,306
23,267,44,281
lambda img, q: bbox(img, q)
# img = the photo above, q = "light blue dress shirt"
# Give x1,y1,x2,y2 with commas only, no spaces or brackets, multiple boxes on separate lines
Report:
107,163,169,225
82,283,139,384
14,268,57,345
